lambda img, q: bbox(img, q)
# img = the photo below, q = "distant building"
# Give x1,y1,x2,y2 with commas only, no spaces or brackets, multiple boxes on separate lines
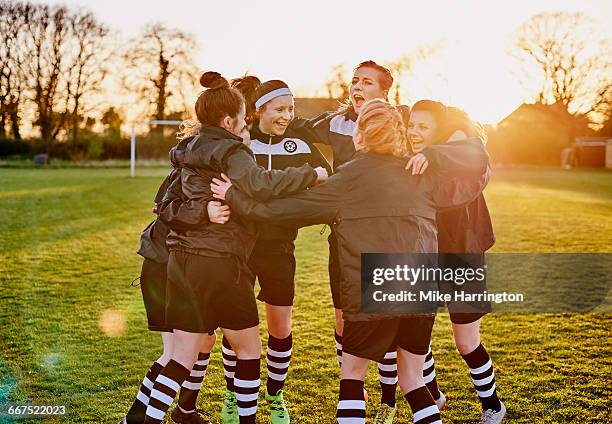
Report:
488,102,592,166
562,137,612,169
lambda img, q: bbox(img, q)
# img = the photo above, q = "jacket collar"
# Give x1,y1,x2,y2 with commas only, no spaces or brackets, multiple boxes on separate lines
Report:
250,121,288,144
199,125,243,142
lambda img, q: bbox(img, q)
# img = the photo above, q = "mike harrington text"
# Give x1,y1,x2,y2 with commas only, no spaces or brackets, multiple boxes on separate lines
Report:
372,290,524,304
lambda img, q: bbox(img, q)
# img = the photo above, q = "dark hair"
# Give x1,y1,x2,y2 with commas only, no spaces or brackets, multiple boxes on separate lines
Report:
397,104,411,128
231,75,261,126
445,106,486,142
254,80,292,109
195,71,245,126
410,100,447,141
354,60,394,92
411,100,485,143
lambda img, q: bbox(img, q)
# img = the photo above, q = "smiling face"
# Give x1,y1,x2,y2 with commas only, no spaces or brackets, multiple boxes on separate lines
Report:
407,110,438,153
258,95,295,136
350,67,388,114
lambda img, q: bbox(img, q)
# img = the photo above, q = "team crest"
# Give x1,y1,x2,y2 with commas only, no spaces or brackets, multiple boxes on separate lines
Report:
284,140,298,153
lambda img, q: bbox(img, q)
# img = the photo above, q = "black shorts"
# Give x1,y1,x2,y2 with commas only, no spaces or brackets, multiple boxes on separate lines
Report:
140,258,172,332
440,253,491,323
342,315,435,363
248,240,296,307
449,312,486,324
165,251,259,334
328,233,342,309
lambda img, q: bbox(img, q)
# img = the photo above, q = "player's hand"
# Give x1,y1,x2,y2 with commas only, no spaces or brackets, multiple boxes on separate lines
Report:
314,167,328,183
210,173,232,200
207,200,231,224
405,153,429,175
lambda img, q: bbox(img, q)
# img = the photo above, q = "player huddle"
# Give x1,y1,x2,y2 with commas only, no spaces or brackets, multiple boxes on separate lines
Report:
119,60,505,424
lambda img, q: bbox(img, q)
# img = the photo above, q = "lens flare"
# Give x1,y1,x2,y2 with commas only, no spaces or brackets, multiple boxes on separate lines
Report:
99,309,127,337
41,353,61,368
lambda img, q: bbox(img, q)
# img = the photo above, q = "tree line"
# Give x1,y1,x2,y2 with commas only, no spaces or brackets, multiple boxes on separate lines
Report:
0,1,610,162
0,0,198,156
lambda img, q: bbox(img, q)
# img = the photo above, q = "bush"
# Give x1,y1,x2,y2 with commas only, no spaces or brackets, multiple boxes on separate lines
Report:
0,139,31,157
101,136,130,159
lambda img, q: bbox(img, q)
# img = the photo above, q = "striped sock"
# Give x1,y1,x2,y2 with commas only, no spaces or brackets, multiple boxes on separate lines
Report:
405,386,441,424
266,333,292,396
423,346,441,400
335,331,343,368
144,360,190,424
336,379,366,424
178,352,210,412
222,336,237,392
234,358,260,424
462,344,502,412
378,349,398,408
125,361,163,424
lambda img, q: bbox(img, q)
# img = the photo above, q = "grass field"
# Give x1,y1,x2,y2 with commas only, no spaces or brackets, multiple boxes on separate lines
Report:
1,166,611,423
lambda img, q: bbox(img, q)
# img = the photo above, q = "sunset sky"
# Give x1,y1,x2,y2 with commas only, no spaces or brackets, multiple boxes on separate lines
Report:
32,0,611,124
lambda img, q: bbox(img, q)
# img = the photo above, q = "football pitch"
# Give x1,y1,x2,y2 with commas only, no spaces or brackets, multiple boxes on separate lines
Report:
1,167,610,423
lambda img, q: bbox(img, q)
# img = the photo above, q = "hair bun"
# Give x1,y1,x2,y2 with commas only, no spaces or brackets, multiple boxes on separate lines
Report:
200,71,229,89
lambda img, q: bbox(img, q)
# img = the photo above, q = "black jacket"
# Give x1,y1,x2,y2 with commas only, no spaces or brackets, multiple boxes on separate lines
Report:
161,125,319,262
225,138,490,320
247,122,331,242
137,170,176,264
138,138,210,263
437,166,495,253
292,107,358,171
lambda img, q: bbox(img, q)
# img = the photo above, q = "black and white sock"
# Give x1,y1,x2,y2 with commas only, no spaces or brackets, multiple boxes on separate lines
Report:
266,333,292,396
336,379,366,424
335,331,343,368
378,349,398,408
125,361,164,424
423,346,441,401
177,352,210,412
222,336,237,392
405,386,441,424
234,358,260,424
144,360,190,424
462,344,502,412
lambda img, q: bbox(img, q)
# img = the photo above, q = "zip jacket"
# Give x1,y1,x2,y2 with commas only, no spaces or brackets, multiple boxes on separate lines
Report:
224,138,490,320
161,125,318,261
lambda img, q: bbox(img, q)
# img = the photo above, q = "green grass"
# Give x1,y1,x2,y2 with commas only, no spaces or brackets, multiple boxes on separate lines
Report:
0,166,611,423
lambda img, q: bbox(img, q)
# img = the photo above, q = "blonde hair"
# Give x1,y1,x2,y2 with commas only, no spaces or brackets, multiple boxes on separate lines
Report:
356,99,411,157
176,119,201,141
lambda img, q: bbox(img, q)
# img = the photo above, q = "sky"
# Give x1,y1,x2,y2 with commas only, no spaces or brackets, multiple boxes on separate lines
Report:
32,0,612,124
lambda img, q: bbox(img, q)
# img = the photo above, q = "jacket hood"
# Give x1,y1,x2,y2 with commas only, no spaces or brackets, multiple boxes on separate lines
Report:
188,125,252,171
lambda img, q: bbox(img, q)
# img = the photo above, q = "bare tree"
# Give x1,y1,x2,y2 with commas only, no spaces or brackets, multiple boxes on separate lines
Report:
386,41,444,105
0,0,30,139
512,12,612,128
324,64,350,101
21,4,72,143
64,9,110,142
122,23,199,129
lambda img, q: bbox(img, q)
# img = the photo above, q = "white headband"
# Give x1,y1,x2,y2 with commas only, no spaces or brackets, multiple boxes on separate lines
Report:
255,87,293,110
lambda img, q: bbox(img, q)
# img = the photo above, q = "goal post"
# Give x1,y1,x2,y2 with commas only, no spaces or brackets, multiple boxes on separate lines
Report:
130,120,182,177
